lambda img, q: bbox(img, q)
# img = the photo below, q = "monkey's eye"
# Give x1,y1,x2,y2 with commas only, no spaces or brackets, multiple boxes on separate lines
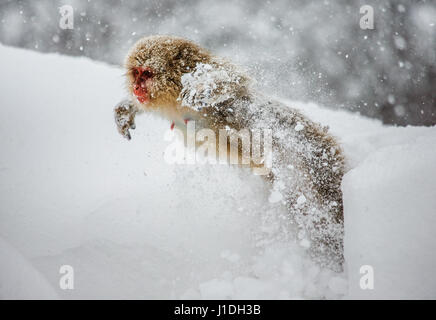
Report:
143,70,153,78
131,67,153,80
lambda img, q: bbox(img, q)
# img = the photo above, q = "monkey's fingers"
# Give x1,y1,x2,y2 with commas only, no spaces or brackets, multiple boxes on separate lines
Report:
114,100,137,140
124,129,132,140
118,122,131,139
116,123,133,140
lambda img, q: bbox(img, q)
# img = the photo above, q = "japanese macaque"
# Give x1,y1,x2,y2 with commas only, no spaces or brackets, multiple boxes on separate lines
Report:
114,35,345,271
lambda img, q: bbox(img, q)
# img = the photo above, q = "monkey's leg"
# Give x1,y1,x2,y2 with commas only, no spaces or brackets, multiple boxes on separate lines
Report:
114,99,139,140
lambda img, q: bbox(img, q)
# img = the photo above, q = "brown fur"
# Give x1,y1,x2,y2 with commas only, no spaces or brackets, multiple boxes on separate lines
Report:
119,35,346,271
125,35,210,120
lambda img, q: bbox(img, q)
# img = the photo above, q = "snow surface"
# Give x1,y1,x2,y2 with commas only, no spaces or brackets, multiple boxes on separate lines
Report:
0,45,435,299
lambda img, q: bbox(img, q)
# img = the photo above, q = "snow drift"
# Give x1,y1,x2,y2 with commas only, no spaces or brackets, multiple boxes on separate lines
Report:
0,45,435,299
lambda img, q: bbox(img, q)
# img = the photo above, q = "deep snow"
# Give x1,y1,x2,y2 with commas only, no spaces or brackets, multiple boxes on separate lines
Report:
0,45,435,299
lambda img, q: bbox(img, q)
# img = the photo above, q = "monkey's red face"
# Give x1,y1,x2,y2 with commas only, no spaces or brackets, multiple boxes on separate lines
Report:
131,67,153,103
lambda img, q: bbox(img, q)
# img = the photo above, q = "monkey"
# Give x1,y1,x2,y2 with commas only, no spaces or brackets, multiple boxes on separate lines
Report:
114,35,345,271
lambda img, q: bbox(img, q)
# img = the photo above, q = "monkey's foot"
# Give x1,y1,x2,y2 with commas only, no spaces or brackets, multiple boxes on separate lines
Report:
114,99,137,140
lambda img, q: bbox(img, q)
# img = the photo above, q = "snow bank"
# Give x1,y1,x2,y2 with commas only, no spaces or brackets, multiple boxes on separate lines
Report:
0,45,435,299
343,127,436,299
290,102,436,299
0,238,58,299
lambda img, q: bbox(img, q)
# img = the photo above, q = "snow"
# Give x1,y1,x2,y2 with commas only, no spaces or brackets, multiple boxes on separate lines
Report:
268,190,283,204
180,62,247,111
343,129,436,299
1,45,435,299
296,195,306,205
294,122,304,132
0,238,58,299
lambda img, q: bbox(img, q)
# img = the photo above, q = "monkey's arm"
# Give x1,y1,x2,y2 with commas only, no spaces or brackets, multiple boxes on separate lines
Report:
114,99,141,140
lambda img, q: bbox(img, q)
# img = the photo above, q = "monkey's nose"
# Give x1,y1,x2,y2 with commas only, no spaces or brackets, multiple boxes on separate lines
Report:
133,84,146,95
133,84,148,103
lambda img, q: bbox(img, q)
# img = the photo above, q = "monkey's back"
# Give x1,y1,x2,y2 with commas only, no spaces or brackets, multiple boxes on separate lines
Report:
179,61,345,270
239,97,345,270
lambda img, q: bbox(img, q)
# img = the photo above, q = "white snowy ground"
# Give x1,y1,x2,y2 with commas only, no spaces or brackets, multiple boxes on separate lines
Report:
0,44,435,299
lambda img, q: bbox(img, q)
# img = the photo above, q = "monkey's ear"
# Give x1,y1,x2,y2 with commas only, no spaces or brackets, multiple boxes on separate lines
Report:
173,47,184,61
172,43,190,61
172,42,203,65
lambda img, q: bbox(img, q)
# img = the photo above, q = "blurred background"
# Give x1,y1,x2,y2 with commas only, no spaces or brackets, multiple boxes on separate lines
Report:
0,0,435,126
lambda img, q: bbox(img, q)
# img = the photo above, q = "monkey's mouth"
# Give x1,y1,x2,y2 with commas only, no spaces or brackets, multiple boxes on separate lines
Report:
134,91,149,103
132,67,153,104
133,82,149,103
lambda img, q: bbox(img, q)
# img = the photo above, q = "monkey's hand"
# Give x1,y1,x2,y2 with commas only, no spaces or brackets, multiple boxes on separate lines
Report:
114,99,138,140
